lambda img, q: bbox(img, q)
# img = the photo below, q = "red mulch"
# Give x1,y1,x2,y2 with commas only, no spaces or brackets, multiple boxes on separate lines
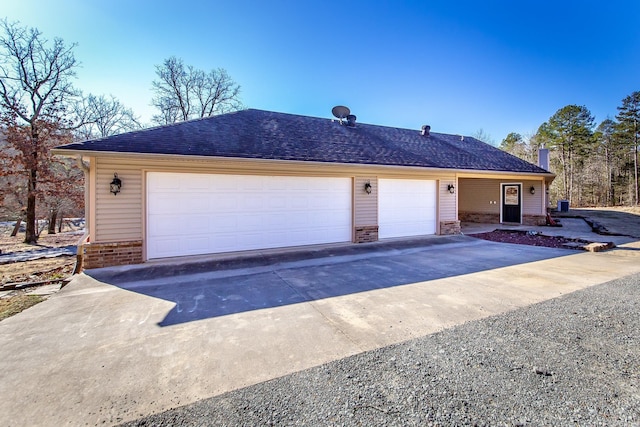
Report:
469,230,585,249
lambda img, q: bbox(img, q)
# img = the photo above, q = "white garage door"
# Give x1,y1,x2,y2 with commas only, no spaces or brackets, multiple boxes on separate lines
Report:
147,173,352,259
378,179,437,239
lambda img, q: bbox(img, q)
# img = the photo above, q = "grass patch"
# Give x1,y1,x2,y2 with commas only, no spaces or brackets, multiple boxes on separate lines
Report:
0,294,45,321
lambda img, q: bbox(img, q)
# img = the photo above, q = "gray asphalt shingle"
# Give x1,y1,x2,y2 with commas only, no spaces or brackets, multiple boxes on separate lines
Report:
55,109,548,174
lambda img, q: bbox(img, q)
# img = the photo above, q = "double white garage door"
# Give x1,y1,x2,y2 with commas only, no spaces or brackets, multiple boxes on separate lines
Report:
147,173,436,259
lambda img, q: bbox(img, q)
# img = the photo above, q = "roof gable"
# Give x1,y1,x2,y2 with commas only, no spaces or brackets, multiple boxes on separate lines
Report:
55,109,549,174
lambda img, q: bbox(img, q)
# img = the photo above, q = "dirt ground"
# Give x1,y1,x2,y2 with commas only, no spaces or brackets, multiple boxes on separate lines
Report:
0,223,81,321
0,227,80,286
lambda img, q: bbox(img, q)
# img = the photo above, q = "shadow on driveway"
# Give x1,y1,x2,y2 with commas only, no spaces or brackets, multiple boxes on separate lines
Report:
87,236,578,327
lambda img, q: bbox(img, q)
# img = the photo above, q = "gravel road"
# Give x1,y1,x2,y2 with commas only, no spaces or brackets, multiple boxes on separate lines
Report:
121,273,640,426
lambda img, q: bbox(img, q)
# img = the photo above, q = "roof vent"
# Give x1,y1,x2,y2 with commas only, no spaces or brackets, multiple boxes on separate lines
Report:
346,114,357,127
421,125,431,136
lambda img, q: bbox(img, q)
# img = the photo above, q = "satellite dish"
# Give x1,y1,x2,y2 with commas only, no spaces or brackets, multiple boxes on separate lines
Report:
332,105,351,120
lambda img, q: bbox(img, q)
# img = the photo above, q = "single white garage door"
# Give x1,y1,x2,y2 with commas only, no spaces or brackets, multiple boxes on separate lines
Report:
147,173,352,259
378,178,437,239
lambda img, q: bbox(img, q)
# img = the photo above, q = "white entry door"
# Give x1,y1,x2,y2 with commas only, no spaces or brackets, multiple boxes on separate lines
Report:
378,178,437,239
147,172,352,259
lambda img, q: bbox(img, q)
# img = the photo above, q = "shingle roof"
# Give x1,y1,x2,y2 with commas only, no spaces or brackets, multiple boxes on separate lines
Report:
55,109,549,174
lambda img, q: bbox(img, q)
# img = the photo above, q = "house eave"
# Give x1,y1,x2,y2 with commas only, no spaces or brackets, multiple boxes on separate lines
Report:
51,148,554,179
457,169,555,181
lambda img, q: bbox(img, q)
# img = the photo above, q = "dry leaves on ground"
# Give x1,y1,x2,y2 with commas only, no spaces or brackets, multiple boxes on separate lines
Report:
1,226,80,285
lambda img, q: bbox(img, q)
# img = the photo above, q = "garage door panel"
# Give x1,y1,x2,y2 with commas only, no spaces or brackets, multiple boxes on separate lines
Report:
154,237,181,255
147,173,352,259
148,196,180,214
289,198,310,209
267,196,288,209
213,234,240,252
185,174,211,190
272,213,300,228
184,197,210,213
153,174,180,190
149,215,183,236
379,179,436,239
184,236,209,251
216,197,239,211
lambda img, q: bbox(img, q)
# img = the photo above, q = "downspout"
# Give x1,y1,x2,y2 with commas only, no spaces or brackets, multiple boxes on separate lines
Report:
72,155,91,275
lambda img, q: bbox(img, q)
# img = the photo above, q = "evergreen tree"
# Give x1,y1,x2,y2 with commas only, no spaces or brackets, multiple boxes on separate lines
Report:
537,105,595,204
593,119,619,205
499,132,539,163
615,91,640,205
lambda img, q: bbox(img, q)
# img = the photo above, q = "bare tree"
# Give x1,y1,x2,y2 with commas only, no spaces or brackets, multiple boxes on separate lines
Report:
472,128,496,146
42,152,84,234
0,19,78,243
0,128,25,220
74,93,141,140
151,56,242,124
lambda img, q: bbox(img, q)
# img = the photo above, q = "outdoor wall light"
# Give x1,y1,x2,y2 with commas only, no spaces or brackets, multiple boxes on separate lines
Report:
110,173,122,195
364,182,372,194
447,184,455,194
530,186,536,195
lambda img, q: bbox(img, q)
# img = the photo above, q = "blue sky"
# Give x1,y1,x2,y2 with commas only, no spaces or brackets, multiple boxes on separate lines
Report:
4,0,640,144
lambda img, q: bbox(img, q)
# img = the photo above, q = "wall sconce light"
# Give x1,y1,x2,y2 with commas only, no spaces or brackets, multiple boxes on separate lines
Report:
529,186,536,195
364,182,372,194
110,173,122,195
447,184,455,194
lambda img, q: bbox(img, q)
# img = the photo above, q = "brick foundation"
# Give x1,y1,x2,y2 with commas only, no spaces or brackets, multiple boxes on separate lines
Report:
439,220,461,235
460,211,546,226
522,214,546,226
459,211,500,223
82,240,143,269
354,225,379,243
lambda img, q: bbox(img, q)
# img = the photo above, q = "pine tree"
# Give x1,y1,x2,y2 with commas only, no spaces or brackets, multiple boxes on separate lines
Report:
537,105,595,204
593,119,618,205
616,91,640,205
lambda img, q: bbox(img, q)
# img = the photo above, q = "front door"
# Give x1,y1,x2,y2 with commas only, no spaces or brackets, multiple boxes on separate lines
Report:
502,184,521,223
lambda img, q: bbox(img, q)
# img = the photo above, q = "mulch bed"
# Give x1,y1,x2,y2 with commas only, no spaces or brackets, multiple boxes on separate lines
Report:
469,229,588,249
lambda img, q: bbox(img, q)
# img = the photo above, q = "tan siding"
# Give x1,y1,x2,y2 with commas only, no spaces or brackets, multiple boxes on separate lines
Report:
94,158,143,242
354,176,377,226
460,178,545,216
88,157,97,240
522,180,544,215
459,178,501,214
438,178,457,221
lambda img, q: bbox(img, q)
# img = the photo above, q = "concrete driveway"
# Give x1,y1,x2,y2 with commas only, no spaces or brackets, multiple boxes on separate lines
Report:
2,234,640,426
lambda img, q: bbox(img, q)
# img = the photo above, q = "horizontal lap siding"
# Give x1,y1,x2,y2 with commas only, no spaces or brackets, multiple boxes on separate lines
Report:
459,178,500,214
459,178,545,216
522,180,544,215
354,176,377,226
94,158,143,242
438,177,457,221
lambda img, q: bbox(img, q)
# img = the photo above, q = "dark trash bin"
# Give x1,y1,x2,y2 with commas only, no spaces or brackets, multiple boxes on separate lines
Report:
557,200,569,212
